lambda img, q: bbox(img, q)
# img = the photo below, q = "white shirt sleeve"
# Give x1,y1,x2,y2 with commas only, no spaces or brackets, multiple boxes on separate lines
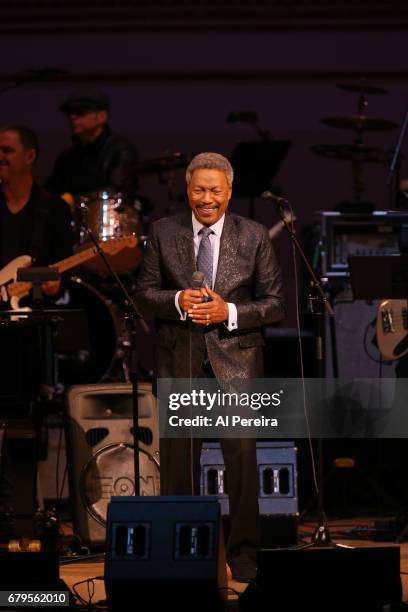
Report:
175,290,187,320
177,292,236,329
225,302,238,331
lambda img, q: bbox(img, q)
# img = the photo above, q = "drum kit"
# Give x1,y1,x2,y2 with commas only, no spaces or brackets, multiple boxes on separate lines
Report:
57,152,192,389
310,81,397,209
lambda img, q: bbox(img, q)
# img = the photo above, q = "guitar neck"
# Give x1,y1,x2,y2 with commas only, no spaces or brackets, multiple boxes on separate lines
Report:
54,245,100,273
6,236,136,300
7,245,100,298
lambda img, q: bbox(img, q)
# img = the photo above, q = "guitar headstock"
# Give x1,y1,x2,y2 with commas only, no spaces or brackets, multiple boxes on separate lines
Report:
100,235,138,255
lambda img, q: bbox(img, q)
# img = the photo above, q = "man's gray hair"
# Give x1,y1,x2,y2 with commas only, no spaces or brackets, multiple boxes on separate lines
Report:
186,152,234,186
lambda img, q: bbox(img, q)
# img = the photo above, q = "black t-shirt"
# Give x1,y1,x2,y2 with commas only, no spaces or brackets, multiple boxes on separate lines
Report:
0,203,28,268
0,183,73,269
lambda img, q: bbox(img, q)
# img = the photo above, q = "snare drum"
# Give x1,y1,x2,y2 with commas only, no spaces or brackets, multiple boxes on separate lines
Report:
77,191,142,275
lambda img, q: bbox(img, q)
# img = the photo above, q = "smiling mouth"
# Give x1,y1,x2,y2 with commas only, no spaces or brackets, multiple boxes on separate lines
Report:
197,205,218,212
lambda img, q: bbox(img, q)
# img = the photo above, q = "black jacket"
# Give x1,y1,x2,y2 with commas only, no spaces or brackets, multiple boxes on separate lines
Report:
134,211,285,380
46,126,138,200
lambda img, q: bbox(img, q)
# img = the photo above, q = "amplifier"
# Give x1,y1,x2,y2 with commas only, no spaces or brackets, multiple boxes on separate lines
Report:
318,211,408,277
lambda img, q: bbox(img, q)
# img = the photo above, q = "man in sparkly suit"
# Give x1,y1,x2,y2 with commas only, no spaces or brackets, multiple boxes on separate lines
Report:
135,152,284,581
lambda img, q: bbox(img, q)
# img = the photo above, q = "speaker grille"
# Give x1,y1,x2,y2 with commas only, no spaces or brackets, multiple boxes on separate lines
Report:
86,427,109,447
130,426,153,446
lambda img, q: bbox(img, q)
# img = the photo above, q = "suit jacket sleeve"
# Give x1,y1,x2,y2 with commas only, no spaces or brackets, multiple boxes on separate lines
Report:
134,223,181,320
235,224,284,329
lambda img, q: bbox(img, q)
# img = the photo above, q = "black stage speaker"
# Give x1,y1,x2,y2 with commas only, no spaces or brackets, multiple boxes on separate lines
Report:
105,496,227,612
0,426,8,517
201,441,298,547
0,552,59,588
3,430,37,538
0,552,70,601
66,383,159,546
201,441,298,515
239,546,402,611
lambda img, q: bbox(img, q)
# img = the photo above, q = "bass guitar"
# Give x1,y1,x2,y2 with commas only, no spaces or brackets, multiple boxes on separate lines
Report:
376,298,408,361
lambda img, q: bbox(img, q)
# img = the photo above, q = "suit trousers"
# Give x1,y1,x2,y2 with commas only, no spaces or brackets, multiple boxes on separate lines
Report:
159,363,260,562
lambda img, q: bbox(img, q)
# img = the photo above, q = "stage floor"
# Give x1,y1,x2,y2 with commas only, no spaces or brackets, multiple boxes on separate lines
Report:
58,515,408,609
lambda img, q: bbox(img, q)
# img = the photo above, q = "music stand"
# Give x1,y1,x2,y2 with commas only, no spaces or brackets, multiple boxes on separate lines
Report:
229,140,291,218
348,255,408,300
16,266,60,310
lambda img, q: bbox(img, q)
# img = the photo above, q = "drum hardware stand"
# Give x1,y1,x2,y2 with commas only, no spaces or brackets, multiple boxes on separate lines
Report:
79,210,149,496
262,191,335,546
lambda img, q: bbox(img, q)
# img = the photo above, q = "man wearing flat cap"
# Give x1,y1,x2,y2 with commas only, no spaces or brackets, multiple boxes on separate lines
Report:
46,89,139,202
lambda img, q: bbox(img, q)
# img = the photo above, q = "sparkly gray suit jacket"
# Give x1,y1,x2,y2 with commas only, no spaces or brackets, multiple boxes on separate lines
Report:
134,211,285,380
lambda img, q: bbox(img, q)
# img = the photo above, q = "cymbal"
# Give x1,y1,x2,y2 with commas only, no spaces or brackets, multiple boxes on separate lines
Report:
311,143,392,163
336,82,388,95
138,152,193,175
321,115,398,131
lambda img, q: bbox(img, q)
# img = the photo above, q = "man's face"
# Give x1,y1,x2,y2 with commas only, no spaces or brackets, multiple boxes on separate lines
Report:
67,108,108,140
0,130,35,183
187,168,232,226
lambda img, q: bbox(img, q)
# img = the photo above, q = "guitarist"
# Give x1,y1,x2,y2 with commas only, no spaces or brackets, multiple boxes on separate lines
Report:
0,126,74,537
0,125,73,301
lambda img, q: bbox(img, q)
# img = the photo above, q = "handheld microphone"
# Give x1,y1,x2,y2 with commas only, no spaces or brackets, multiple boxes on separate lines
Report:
261,191,289,206
191,271,204,290
191,271,211,302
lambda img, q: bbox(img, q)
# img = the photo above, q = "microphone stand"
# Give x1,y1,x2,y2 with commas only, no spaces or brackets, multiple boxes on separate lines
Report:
79,214,149,496
265,193,335,546
387,107,408,209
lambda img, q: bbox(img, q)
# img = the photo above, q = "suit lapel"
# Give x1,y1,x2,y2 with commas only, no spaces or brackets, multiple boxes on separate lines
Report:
214,213,238,295
175,213,196,287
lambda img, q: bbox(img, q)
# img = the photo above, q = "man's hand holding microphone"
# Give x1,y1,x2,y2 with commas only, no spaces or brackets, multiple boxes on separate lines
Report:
179,271,228,325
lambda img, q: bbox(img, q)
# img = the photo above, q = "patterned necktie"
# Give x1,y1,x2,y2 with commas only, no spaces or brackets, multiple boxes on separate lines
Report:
197,227,214,289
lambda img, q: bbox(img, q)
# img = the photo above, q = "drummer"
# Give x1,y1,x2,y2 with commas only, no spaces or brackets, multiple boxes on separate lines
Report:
45,88,140,207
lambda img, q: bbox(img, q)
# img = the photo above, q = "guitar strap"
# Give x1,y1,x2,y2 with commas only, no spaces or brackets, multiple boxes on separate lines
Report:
29,188,51,264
